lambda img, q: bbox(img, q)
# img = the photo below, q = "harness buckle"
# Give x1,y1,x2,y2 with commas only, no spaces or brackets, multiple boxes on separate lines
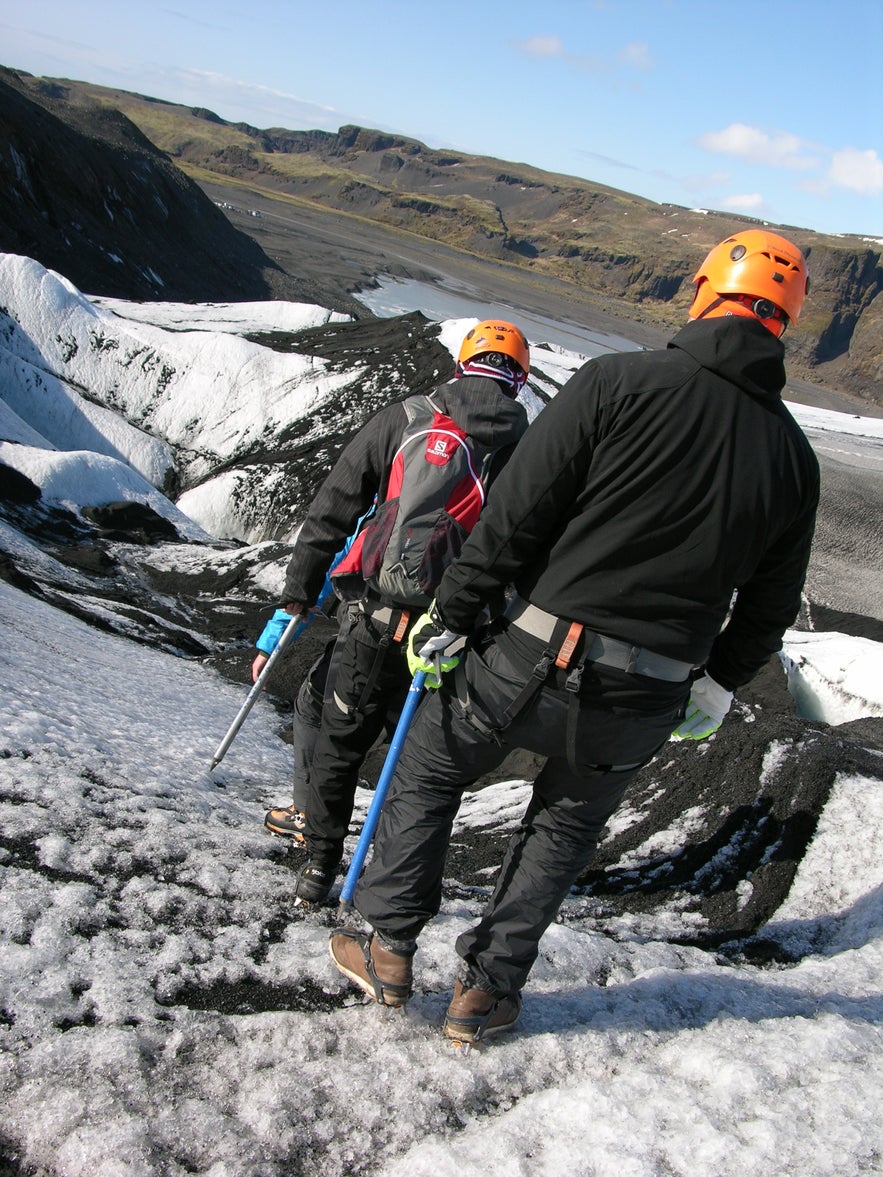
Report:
534,653,555,680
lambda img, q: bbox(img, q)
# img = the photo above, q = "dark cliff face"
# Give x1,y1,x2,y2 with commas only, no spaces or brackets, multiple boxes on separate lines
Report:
185,119,883,404
800,245,883,393
807,245,882,355
0,70,358,311
1,68,880,404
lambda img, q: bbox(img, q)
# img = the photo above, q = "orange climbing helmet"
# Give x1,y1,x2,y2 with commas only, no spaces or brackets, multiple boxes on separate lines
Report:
690,230,810,331
457,320,530,376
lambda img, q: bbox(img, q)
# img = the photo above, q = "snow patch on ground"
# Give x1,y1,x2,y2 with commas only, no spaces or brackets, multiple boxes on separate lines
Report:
1,578,881,1176
0,441,209,541
781,630,883,723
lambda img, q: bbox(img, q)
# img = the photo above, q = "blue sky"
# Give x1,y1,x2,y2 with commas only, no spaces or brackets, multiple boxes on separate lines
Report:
3,0,882,237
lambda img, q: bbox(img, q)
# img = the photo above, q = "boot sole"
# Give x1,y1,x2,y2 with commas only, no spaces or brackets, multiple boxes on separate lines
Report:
443,1017,518,1044
264,823,305,841
443,994,522,1043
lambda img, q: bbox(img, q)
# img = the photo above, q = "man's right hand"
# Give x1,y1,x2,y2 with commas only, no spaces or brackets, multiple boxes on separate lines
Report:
672,674,733,740
407,603,463,689
283,601,308,619
251,652,269,683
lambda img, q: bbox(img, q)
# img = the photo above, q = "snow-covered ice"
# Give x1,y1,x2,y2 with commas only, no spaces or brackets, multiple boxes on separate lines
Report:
1,579,881,1176
1,251,882,1175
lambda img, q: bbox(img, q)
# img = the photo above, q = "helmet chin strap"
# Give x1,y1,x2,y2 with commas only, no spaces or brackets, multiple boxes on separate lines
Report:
690,295,727,321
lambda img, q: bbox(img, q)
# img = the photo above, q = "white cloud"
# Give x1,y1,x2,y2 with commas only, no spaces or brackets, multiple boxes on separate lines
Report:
618,41,653,71
828,147,883,195
720,192,766,212
517,35,565,58
682,169,731,192
695,123,818,171
164,67,340,120
513,35,652,75
579,149,642,172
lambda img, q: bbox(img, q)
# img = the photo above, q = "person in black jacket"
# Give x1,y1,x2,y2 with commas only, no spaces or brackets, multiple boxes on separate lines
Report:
278,321,530,903
328,230,820,1043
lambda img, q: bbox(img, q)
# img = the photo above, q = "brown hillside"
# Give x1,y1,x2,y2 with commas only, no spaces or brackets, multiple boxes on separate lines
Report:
3,68,881,405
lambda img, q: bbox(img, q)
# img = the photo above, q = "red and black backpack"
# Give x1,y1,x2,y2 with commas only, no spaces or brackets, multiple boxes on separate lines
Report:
331,395,499,608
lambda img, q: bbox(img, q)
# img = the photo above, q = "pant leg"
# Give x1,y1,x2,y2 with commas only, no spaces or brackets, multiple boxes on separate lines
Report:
454,757,638,994
355,681,513,938
454,635,685,994
291,613,355,811
290,649,328,812
356,628,687,987
305,613,414,866
355,629,562,938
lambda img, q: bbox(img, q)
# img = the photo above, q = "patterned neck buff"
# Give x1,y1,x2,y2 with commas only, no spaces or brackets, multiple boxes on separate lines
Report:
455,356,526,396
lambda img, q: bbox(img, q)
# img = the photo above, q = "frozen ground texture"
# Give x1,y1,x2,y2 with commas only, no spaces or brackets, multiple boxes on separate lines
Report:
1,589,881,1177
1,253,882,1176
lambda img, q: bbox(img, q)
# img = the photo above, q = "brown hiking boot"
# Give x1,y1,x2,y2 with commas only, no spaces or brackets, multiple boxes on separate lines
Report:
329,929,413,1007
264,805,306,842
443,980,522,1043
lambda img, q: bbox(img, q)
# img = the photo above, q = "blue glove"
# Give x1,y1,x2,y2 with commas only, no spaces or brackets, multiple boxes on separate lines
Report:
407,605,463,689
255,608,296,656
672,674,734,740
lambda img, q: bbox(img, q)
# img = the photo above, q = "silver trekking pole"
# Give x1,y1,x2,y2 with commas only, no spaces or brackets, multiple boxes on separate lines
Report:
209,614,313,769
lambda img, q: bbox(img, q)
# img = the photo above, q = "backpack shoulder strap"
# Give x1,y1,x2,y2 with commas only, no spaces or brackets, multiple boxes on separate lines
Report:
402,394,434,429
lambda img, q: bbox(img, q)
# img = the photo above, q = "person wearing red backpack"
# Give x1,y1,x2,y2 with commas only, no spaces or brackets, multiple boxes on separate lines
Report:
328,231,820,1043
278,321,530,904
255,503,380,844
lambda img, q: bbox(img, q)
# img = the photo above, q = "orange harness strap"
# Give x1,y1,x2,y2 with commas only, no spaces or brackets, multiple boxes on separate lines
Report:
555,621,584,669
392,610,411,643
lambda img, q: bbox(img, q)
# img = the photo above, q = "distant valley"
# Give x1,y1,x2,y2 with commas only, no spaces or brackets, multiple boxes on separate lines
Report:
1,65,881,406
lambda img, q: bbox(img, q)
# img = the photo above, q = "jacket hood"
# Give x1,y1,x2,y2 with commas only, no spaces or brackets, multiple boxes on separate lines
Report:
430,376,528,448
669,317,787,400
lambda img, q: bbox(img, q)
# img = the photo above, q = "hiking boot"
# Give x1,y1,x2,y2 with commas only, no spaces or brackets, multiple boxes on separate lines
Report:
443,980,522,1043
329,929,413,1007
264,805,306,841
293,859,336,904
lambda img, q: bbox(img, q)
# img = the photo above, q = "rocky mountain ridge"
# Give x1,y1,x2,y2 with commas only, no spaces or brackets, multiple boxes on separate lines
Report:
0,66,880,405
0,68,362,315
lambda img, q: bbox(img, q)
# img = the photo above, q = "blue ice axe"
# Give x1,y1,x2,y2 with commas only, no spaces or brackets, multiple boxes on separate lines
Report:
209,614,313,769
337,669,427,916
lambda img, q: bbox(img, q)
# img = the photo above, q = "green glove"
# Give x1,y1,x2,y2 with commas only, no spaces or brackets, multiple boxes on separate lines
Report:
407,605,463,689
672,674,734,740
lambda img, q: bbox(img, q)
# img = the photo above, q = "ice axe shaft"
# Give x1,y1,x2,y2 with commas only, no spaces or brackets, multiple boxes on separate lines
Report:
338,669,427,915
210,614,312,769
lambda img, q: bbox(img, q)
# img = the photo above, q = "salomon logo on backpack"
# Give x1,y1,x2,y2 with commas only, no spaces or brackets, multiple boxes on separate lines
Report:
331,396,498,608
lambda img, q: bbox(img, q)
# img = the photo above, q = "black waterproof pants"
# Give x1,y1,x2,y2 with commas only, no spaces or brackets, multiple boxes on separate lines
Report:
355,625,689,996
304,610,413,866
290,641,333,812
290,611,355,811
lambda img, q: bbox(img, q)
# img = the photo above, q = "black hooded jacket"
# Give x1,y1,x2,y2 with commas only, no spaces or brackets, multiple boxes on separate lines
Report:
436,317,820,691
281,376,529,609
